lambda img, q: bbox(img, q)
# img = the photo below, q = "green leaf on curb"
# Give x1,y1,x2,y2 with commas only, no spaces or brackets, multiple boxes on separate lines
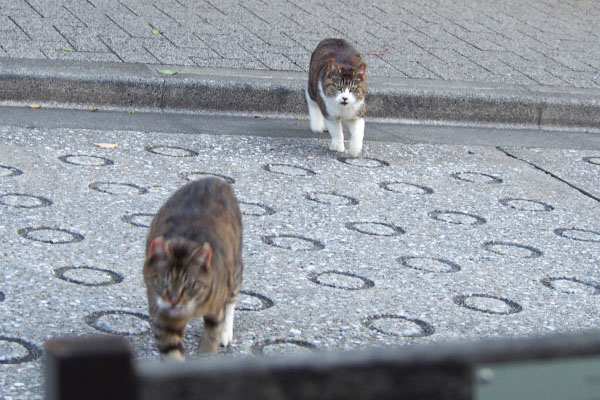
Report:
297,117,303,121
157,69,177,75
60,46,74,52
129,109,136,114
152,29,163,35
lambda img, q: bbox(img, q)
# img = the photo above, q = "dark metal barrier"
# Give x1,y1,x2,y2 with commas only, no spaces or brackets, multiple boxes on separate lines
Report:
45,332,600,400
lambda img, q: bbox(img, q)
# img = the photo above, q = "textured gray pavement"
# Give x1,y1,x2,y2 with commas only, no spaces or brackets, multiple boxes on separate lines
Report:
1,113,600,399
1,0,599,88
1,1,600,399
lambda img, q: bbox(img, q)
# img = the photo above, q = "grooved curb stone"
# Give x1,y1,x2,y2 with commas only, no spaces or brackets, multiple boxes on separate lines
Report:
2,58,600,128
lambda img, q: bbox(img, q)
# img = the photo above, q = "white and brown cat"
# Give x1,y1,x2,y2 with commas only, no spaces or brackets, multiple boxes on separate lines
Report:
143,178,243,360
306,38,367,157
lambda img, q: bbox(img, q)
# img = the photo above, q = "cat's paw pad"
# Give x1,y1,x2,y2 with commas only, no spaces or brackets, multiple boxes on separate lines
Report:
329,142,345,152
220,328,233,347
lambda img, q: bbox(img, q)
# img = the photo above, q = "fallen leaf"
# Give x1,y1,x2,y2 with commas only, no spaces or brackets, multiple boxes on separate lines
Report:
129,109,136,114
29,104,41,109
90,108,98,112
152,29,163,35
297,117,303,121
94,143,118,149
157,69,177,75
60,46,74,52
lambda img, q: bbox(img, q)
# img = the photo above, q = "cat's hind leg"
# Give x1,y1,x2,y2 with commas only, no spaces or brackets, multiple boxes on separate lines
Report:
221,301,236,347
325,118,344,152
347,118,365,157
305,88,325,133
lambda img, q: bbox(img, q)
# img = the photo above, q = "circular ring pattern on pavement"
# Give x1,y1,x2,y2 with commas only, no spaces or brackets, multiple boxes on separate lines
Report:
239,202,276,217
0,165,23,178
85,310,152,336
499,198,554,212
583,157,600,166
0,193,52,208
428,210,487,226
363,314,435,338
261,234,324,251
0,336,42,364
178,172,235,184
379,181,434,195
345,221,405,237
54,266,124,287
145,145,198,157
453,294,522,315
541,277,600,295
553,228,600,243
18,226,84,244
337,156,389,168
251,339,317,355
451,172,503,184
304,191,359,206
236,290,274,311
308,270,375,290
262,163,316,177
89,182,148,195
122,212,155,228
398,256,461,273
58,155,114,166
482,241,542,258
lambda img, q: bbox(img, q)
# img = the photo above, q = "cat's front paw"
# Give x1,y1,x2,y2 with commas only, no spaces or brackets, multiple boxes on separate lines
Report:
165,350,185,362
220,327,233,347
348,142,362,157
310,119,325,133
329,141,345,152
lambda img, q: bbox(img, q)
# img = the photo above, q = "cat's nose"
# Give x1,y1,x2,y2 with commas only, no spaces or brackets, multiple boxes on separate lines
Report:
342,96,348,102
167,292,180,306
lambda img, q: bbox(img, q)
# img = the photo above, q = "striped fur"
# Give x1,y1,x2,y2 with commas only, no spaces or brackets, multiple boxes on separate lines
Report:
143,178,243,359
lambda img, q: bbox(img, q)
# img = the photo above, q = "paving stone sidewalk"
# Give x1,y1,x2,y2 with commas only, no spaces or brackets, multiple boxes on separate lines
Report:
1,0,599,89
1,119,599,399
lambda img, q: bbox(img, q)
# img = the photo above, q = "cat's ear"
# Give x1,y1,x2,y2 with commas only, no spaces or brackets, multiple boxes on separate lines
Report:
149,236,167,260
190,242,212,273
356,62,366,77
328,58,341,75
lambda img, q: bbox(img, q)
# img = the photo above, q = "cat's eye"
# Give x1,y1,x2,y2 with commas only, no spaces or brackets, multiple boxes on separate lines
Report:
335,84,342,91
185,281,200,291
350,86,358,92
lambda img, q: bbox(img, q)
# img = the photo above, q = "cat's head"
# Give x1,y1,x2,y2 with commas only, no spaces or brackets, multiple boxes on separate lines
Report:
143,236,213,319
323,58,367,106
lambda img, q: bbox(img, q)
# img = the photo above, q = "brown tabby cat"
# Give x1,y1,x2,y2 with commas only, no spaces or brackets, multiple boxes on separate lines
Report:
306,38,367,157
143,178,243,359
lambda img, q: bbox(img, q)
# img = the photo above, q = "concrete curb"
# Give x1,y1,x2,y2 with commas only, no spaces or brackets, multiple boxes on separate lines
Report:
1,58,599,128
